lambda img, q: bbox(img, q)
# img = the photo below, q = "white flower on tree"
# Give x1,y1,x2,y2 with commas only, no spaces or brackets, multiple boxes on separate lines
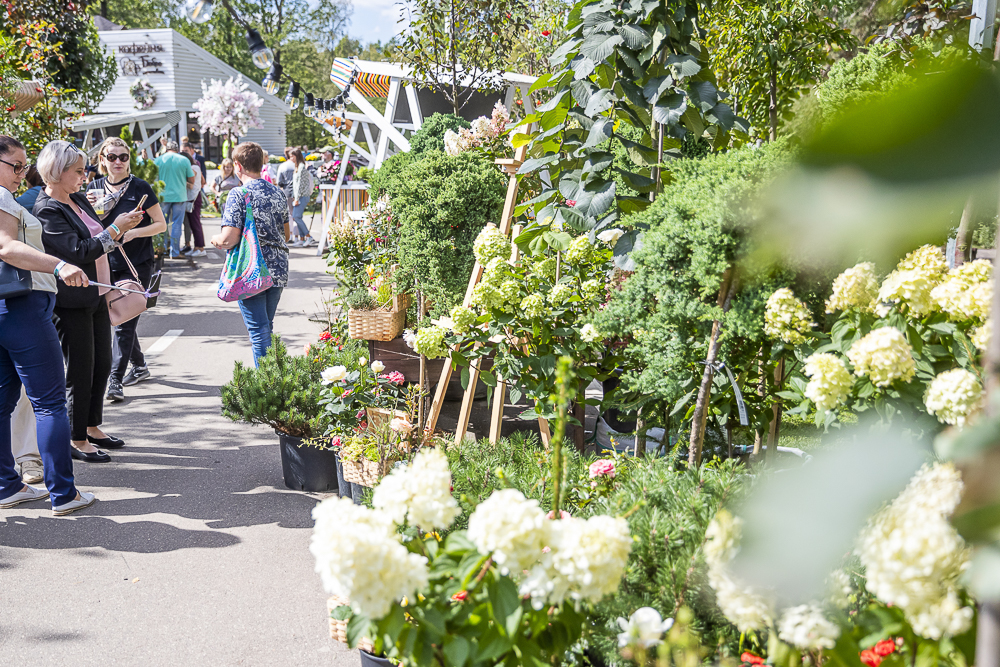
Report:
846,327,916,387
923,368,982,427
931,260,992,323
973,319,992,353
826,262,878,313
803,353,852,412
192,75,264,145
372,448,459,530
858,463,973,640
467,489,550,576
876,245,948,317
617,607,674,648
777,604,840,650
310,497,429,619
764,288,814,345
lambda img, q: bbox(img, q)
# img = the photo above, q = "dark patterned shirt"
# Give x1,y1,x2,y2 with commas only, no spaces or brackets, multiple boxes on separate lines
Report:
221,178,290,287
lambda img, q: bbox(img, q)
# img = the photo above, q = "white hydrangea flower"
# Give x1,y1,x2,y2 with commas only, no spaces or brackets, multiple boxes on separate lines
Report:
924,368,982,427
777,604,840,650
846,327,916,387
372,448,460,530
765,288,814,345
827,569,852,608
414,326,448,359
521,293,547,319
470,117,491,139
311,497,429,619
473,227,512,265
826,262,879,313
973,319,992,352
564,236,594,265
617,607,673,648
704,510,773,632
321,365,347,384
549,283,574,307
803,353,853,412
580,323,601,342
443,130,461,156
704,508,743,569
468,489,550,575
877,245,948,317
402,329,417,350
597,228,624,245
449,306,477,334
858,463,973,640
932,260,992,323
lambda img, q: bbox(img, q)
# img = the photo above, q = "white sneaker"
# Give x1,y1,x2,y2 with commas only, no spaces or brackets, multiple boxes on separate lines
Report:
19,458,43,485
0,484,49,509
290,239,304,248
188,249,208,257
304,237,319,247
52,491,97,516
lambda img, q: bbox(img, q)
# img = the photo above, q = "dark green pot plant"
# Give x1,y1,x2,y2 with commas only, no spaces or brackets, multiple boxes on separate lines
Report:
221,334,339,492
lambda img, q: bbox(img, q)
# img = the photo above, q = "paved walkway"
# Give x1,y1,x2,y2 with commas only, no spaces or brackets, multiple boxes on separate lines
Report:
0,219,356,666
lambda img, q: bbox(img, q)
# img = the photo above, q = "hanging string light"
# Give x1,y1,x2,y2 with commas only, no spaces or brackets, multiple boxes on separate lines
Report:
303,93,315,118
261,62,283,95
284,81,300,110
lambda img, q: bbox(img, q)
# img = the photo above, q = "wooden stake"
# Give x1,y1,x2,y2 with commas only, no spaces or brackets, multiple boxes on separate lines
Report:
764,357,785,463
488,224,522,444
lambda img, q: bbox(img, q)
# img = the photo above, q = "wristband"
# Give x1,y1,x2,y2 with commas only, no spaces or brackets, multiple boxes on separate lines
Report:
54,261,66,277
109,223,122,236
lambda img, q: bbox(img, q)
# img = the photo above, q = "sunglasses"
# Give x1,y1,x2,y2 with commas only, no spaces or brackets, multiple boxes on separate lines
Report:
0,158,30,175
103,153,130,162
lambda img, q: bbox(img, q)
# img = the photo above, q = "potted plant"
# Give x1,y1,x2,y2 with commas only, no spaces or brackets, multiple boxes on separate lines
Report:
221,334,351,492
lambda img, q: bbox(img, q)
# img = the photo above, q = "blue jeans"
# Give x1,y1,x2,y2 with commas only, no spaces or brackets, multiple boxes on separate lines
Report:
291,200,309,237
238,286,283,367
162,201,187,257
0,291,78,507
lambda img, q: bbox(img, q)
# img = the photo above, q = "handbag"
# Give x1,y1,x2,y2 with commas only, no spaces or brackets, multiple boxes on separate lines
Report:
217,187,274,302
0,207,33,300
106,244,149,326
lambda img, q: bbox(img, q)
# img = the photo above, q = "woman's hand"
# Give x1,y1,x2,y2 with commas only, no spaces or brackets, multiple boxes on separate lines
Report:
86,191,99,205
121,229,139,244
210,233,226,249
113,209,144,232
293,199,299,206
58,263,89,288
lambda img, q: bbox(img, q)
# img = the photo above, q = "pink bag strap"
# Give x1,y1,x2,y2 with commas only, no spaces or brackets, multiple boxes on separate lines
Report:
115,241,140,282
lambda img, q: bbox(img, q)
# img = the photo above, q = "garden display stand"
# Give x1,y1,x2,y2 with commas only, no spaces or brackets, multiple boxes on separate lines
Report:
424,143,555,447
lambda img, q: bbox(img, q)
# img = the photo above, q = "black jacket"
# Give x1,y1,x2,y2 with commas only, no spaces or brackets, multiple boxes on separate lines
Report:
33,190,111,309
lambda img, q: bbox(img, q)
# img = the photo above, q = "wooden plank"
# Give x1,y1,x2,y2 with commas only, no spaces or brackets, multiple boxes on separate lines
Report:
488,224,522,444
454,355,482,446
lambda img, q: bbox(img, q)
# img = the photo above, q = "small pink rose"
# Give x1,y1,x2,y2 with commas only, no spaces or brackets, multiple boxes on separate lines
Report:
588,459,616,479
356,410,366,420
546,510,570,520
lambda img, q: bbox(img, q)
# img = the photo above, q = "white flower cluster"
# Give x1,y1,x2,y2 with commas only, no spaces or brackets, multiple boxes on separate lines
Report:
473,226,512,265
449,305,478,334
617,608,673,649
444,102,509,156
826,262,878,313
521,293,547,319
973,318,992,352
765,288,814,345
847,327,916,387
372,448,460,530
858,463,973,640
923,368,982,427
704,510,773,632
468,490,632,609
311,497,429,619
931,260,992,323
876,245,948,318
414,326,448,359
192,75,264,139
777,604,840,651
564,236,594,265
597,228,624,246
580,323,601,342
803,353,853,412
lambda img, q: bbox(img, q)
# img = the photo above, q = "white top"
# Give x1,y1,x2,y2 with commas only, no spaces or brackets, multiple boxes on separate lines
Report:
0,187,57,294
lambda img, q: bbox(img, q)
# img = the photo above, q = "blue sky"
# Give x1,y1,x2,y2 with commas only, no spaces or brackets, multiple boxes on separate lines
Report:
347,0,406,44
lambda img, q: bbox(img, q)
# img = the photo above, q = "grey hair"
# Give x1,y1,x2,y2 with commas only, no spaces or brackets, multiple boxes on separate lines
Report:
37,140,87,185
166,140,179,152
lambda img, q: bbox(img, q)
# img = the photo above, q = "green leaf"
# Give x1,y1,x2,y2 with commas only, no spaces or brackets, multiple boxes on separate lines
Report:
615,168,656,193
584,87,616,117
583,118,613,149
346,611,371,649
616,23,650,49
580,33,623,63
667,54,700,77
653,93,687,127
517,153,561,175
443,635,470,667
643,75,675,104
489,577,521,630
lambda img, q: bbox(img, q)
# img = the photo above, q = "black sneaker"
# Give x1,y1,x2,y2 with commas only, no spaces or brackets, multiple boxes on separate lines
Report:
122,365,151,386
106,379,125,402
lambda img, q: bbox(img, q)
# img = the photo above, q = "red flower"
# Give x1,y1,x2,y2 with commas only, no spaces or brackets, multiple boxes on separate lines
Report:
451,590,468,602
331,436,342,447
859,649,882,667
874,640,897,657
565,200,576,207
541,30,551,36
319,331,332,342
516,99,523,105
741,653,765,665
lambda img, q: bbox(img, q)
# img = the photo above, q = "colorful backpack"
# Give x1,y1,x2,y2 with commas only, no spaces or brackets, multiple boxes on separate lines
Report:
217,187,274,302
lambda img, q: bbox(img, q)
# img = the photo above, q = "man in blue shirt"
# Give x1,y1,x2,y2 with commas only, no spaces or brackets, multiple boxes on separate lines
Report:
153,140,195,258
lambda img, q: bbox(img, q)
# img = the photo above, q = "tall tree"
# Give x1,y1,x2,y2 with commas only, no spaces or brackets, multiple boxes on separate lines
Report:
397,0,530,114
705,0,854,141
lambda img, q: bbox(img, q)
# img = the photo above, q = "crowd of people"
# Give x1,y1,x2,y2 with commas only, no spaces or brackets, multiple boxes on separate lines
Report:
0,133,295,517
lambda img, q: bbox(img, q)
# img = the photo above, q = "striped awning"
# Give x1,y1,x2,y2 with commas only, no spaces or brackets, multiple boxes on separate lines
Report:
329,58,391,98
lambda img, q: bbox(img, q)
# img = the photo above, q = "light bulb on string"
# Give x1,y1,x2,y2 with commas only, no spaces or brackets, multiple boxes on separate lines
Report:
261,63,282,96
314,97,325,120
303,93,315,118
245,29,273,70
186,0,214,23
284,81,300,110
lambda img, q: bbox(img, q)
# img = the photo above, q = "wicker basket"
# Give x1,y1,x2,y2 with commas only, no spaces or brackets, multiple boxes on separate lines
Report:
327,596,374,651
348,294,411,341
342,458,389,487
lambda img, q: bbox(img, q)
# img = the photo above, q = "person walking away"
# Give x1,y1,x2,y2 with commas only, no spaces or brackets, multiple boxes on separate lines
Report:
0,134,100,515
289,148,316,247
152,141,194,259
15,165,43,210
210,142,289,366
86,137,167,403
180,149,206,257
34,140,143,463
276,147,294,241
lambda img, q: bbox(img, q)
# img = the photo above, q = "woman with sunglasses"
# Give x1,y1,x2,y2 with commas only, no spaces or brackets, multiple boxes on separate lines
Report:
0,135,99,515
33,140,144,464
87,138,166,402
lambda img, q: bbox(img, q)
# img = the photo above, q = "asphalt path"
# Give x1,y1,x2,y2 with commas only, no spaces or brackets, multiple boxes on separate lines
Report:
0,218,357,666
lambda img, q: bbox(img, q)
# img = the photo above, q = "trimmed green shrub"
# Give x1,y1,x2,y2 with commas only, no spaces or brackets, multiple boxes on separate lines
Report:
367,150,417,200
387,151,506,314
408,112,470,156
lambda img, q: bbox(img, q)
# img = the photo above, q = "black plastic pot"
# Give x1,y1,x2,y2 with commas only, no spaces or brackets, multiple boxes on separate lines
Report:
359,650,393,667
602,373,638,433
350,480,365,505
334,450,351,499
277,432,339,492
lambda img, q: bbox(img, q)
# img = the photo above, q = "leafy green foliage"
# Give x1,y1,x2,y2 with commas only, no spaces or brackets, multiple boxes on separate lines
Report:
515,0,742,266
408,113,472,156
367,151,417,200
119,127,164,195
388,152,506,314
221,334,360,438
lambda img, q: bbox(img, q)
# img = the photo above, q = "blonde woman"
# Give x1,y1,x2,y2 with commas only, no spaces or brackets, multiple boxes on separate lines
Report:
289,148,316,247
86,137,167,402
212,158,241,194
